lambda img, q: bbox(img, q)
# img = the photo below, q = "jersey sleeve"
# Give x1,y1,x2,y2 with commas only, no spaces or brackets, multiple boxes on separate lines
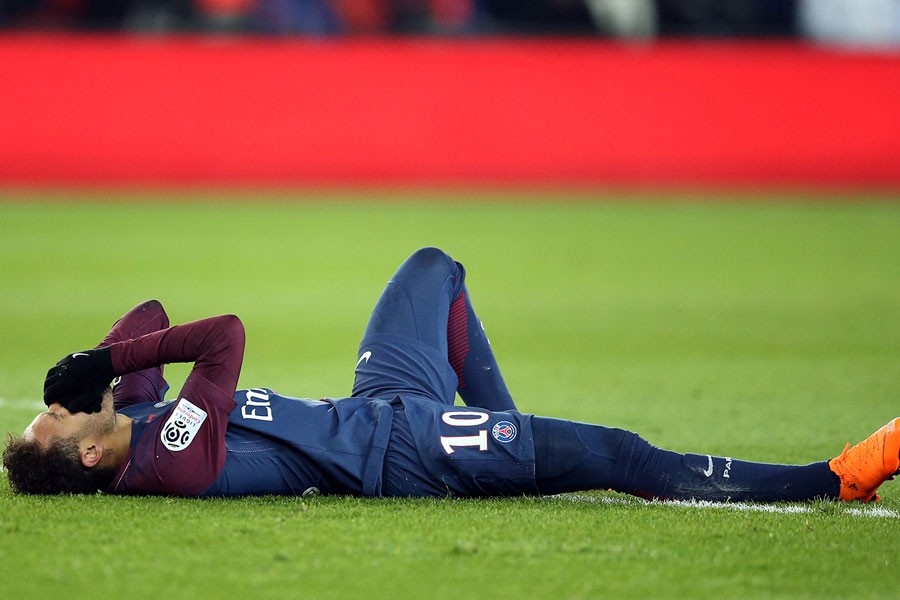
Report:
98,300,170,410
107,314,245,496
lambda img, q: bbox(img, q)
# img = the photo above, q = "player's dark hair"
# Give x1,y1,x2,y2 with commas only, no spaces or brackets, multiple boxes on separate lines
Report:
2,434,115,495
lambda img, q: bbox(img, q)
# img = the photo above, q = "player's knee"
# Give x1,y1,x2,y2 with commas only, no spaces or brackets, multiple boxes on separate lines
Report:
386,247,464,306
409,246,453,264
406,247,457,277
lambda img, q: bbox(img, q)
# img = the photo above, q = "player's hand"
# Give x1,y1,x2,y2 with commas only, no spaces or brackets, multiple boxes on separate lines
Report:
43,347,115,414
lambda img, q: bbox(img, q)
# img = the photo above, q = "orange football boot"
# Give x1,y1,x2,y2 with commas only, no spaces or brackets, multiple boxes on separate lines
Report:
829,418,900,502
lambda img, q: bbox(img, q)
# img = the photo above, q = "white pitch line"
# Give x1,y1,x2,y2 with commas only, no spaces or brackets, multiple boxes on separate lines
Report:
658,498,812,514
845,506,900,518
0,397,44,410
554,494,900,518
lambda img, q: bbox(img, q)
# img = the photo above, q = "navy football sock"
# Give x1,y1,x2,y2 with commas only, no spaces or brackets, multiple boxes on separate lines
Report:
447,286,517,412
615,434,840,502
533,417,626,495
533,417,841,502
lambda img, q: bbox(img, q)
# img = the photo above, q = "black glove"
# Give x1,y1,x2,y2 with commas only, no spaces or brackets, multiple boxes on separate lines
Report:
43,347,115,414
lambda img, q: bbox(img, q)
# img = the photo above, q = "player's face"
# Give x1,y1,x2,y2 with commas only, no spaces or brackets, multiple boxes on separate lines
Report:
24,390,116,448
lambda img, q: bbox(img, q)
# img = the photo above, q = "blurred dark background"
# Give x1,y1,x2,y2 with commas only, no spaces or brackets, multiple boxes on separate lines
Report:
1,0,898,46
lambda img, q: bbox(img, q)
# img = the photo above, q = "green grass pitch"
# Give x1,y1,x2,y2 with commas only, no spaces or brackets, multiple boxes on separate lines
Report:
1,190,899,599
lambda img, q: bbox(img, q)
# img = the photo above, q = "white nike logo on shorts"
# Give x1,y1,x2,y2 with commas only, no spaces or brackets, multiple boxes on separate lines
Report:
356,351,372,369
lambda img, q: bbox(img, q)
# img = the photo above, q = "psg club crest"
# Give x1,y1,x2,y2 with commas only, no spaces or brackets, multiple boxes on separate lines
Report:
491,420,517,443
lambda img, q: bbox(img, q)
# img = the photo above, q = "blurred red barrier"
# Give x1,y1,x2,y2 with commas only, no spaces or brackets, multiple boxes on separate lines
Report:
1,35,898,187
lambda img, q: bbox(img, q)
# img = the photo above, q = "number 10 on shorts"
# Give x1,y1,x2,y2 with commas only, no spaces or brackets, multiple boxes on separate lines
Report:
439,411,489,454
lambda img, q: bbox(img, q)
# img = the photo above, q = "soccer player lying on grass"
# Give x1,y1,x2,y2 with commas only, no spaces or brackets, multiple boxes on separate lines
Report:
4,247,898,502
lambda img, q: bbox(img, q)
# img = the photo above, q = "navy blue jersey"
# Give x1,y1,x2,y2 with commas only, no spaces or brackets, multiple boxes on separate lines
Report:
205,389,394,497
113,386,538,498
115,389,395,497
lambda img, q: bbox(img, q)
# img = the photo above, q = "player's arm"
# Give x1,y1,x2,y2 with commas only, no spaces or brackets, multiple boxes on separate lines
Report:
98,299,171,409
107,314,246,495
109,314,244,401
45,315,245,495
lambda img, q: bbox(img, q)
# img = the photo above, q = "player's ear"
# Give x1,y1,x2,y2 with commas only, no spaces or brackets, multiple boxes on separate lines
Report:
80,443,103,468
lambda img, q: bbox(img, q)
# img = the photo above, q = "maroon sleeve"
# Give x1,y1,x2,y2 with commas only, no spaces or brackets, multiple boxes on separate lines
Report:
100,300,170,348
109,314,244,402
98,300,170,410
107,315,245,496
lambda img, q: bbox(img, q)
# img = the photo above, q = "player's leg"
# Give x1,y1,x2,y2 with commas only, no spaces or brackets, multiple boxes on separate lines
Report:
530,416,883,503
353,247,516,411
352,247,459,403
446,265,517,411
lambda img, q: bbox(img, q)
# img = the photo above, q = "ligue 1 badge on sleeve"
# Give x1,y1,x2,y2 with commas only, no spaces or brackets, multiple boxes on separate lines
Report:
161,398,208,452
491,420,517,443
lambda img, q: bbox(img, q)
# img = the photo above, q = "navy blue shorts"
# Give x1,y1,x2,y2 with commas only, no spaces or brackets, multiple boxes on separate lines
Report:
350,248,538,497
381,397,538,498
353,334,536,498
